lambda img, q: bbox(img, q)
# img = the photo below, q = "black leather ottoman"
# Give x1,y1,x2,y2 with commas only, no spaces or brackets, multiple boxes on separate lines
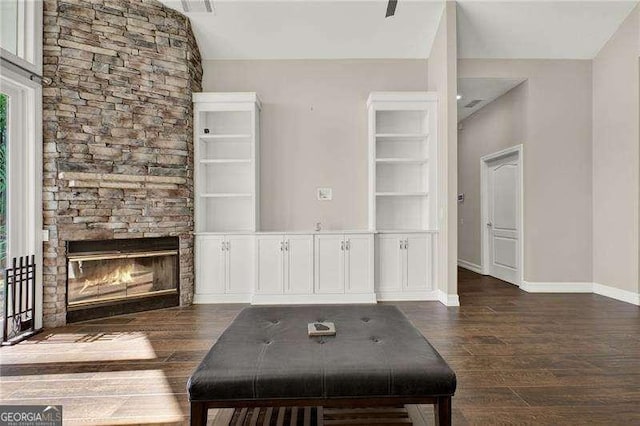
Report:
188,305,457,425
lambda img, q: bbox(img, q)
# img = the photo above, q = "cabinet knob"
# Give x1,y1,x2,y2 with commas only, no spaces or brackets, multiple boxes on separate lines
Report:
404,240,408,250
341,241,345,251
280,241,284,251
346,240,351,250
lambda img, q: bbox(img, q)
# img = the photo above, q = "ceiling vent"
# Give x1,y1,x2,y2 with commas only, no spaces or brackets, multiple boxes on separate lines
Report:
464,99,483,108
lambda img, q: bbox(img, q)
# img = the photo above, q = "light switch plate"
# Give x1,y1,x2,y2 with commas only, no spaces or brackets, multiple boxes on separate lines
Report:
317,187,332,201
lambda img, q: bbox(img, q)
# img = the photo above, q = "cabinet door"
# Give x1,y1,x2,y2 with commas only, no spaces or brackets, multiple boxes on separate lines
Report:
226,235,255,294
195,236,226,294
285,235,314,294
344,234,373,293
405,234,431,291
375,234,403,292
255,235,284,294
314,235,345,294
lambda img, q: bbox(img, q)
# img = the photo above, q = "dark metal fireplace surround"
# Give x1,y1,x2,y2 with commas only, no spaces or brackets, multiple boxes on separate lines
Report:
66,237,180,323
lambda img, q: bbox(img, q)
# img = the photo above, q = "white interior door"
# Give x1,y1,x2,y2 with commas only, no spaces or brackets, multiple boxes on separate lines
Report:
255,235,284,294
196,236,226,294
314,235,345,294
344,235,372,293
285,235,314,294
486,153,520,285
226,235,254,294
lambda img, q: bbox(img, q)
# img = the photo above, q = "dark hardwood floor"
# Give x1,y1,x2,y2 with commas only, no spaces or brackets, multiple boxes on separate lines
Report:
1,268,639,424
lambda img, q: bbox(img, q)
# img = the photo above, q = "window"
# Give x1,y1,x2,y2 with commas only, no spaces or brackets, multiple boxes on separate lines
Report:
0,0,43,334
0,0,19,56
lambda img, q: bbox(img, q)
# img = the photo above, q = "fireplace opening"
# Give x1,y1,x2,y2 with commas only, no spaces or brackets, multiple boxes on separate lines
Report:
66,237,180,323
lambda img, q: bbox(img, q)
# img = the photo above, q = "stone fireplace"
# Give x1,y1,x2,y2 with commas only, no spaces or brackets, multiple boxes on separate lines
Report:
66,237,179,323
42,0,203,326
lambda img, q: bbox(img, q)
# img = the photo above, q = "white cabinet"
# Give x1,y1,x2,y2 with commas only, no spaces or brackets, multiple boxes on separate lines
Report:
194,234,254,302
255,235,283,294
255,235,314,295
286,235,314,294
314,235,345,294
226,235,255,294
375,233,434,300
315,234,374,295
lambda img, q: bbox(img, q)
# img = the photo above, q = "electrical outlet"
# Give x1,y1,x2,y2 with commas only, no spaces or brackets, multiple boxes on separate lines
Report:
317,187,332,201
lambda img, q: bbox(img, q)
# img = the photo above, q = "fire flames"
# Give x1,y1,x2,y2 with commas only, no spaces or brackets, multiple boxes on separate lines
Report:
79,263,135,294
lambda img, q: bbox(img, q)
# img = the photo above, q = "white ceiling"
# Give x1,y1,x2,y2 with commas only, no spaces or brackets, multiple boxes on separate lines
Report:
159,0,638,60
457,1,638,59
160,0,445,59
457,77,526,121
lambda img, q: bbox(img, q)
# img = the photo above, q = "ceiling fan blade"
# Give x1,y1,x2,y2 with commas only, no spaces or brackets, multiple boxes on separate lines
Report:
386,0,398,17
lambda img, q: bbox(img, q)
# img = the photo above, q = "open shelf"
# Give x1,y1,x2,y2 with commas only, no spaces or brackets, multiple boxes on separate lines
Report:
369,94,437,232
195,93,260,233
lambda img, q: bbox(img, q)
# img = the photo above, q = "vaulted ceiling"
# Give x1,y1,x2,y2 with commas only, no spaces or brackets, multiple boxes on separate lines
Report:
159,0,638,60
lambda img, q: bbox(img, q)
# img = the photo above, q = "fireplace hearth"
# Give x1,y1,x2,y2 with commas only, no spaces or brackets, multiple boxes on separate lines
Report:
66,237,180,323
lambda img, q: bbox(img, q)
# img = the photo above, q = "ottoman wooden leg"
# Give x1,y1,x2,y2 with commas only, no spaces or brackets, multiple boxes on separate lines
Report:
190,401,207,426
434,396,451,426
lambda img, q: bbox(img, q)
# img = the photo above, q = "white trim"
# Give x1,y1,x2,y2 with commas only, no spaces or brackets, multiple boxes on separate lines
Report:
457,259,484,275
480,144,524,285
377,290,440,302
438,290,460,306
593,283,640,306
0,67,43,334
252,293,377,305
193,293,252,304
520,281,640,306
520,281,592,293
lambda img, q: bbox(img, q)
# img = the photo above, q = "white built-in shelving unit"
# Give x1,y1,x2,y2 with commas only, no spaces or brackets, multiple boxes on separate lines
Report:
193,93,261,233
367,92,438,232
193,91,440,305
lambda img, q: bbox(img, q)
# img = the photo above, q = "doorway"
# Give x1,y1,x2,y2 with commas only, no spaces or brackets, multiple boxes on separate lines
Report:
481,145,523,286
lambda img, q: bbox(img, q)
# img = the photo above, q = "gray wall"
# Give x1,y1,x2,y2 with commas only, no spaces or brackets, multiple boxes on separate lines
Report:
458,59,593,283
592,6,639,294
458,83,526,266
202,59,428,231
428,2,458,296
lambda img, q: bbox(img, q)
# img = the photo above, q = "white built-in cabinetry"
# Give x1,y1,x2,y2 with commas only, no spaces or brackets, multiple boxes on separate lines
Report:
193,93,260,233
195,234,255,302
375,233,435,300
255,234,314,296
193,92,438,305
368,93,438,300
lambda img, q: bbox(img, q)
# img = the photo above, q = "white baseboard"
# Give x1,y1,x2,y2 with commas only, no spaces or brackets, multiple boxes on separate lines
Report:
520,281,640,306
520,281,592,293
593,282,640,306
252,293,377,305
438,290,460,307
457,259,484,275
376,290,440,302
193,293,251,304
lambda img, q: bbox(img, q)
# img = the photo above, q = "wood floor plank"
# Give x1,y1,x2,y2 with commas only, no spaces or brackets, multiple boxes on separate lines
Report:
0,268,637,424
